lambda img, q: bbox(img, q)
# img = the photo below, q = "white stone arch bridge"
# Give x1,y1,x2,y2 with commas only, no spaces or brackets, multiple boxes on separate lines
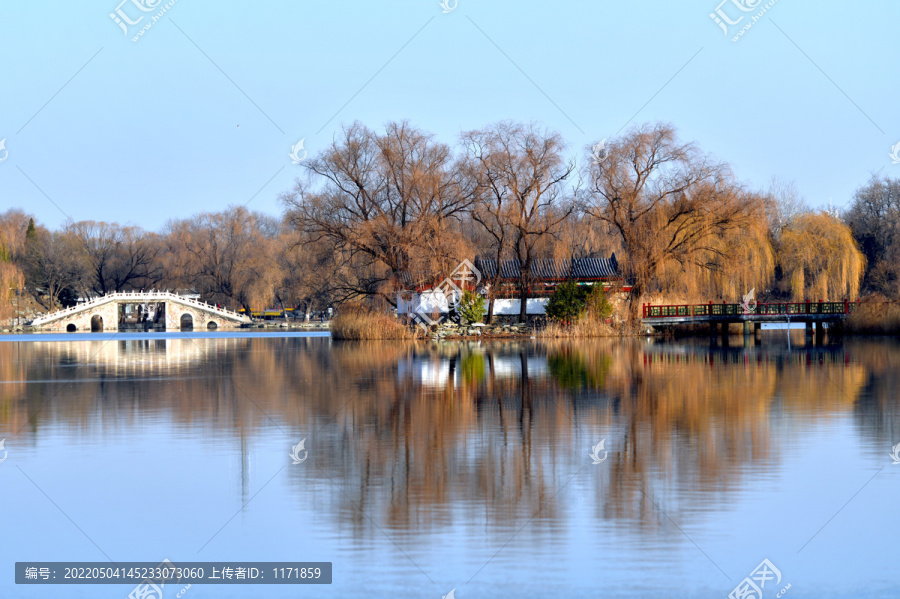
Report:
30,291,251,332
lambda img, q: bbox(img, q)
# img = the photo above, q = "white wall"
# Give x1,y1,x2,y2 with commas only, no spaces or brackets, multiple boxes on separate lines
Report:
397,291,452,315
490,298,548,315
398,294,549,315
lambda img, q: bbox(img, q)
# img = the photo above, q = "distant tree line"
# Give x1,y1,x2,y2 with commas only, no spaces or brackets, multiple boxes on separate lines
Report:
0,120,892,323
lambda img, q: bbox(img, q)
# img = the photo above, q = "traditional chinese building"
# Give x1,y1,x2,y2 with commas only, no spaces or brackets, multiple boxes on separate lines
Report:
398,255,625,320
473,254,626,298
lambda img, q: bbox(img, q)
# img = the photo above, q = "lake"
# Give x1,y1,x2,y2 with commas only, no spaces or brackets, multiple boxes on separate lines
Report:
1,332,898,598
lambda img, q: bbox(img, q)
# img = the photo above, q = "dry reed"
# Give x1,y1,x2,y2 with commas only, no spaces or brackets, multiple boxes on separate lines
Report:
331,304,418,340
538,317,618,338
843,295,900,335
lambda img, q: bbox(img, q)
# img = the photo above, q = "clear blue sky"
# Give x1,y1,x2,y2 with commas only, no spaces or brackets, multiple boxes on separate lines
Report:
0,0,897,230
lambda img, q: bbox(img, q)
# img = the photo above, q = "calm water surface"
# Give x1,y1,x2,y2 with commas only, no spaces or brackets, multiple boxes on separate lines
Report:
1,332,899,598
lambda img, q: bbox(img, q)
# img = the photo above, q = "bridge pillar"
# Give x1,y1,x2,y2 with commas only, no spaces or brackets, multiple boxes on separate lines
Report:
742,321,751,337
815,321,825,345
805,321,813,343
754,322,761,340
830,320,843,339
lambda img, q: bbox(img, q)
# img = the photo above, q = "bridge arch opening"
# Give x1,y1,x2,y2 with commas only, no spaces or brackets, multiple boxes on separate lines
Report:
91,315,103,332
180,313,193,331
207,321,218,330
66,323,76,332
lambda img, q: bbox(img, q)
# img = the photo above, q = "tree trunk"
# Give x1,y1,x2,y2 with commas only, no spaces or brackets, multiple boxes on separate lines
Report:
518,279,528,323
627,280,645,326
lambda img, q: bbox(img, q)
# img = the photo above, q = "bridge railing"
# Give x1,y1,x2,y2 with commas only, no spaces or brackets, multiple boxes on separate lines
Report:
642,299,859,319
31,290,251,325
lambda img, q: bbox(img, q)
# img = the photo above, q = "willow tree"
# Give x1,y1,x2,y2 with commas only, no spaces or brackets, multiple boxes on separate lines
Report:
0,210,29,320
281,121,476,303
655,191,774,301
584,123,761,312
778,212,865,300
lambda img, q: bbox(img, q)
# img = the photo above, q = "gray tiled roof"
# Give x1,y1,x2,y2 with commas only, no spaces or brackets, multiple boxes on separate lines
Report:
474,254,619,281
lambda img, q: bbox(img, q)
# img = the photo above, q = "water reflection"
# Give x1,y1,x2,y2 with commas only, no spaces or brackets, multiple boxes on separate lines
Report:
3,335,900,596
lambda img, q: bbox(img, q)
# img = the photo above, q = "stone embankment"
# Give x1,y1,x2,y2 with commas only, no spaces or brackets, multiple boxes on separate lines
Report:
428,321,533,340
243,320,331,330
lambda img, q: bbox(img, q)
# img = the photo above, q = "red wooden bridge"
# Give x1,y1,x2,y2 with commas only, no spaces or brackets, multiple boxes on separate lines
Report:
642,299,859,336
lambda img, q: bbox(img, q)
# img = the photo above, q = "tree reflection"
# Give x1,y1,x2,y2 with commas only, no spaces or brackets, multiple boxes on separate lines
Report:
1,337,897,539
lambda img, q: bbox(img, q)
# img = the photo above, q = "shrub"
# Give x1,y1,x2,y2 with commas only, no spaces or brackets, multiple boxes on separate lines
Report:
545,280,585,324
584,284,613,320
458,290,486,323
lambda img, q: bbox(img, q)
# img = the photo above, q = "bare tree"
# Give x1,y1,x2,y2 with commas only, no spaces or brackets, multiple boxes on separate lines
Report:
68,221,162,295
764,177,808,241
584,123,757,313
165,207,284,310
24,228,86,311
277,229,337,320
281,121,476,303
462,122,576,322
845,176,900,295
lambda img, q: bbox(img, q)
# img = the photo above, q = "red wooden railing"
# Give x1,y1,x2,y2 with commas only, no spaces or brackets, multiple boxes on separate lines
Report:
642,299,860,319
